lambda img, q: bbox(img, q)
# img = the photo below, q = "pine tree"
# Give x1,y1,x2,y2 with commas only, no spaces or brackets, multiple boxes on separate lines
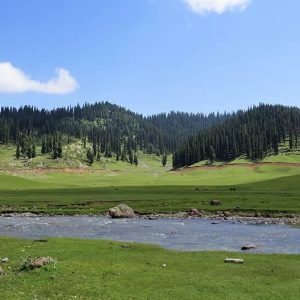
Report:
32,143,36,158
162,154,167,167
128,150,134,165
134,154,138,166
86,149,94,165
58,141,63,158
16,144,21,159
96,151,101,161
41,136,47,154
209,145,216,164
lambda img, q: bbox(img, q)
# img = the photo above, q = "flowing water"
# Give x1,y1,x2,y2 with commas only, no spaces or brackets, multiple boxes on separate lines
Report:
0,216,299,253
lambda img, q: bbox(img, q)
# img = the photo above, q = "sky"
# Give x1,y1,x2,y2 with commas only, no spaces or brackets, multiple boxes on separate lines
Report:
0,0,300,115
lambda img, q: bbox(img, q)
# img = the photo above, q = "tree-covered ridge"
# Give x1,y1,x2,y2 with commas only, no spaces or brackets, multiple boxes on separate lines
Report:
173,104,300,168
0,101,226,159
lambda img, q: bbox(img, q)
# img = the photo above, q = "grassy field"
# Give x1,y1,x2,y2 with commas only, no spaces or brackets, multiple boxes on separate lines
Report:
0,237,299,300
0,146,299,300
0,174,300,215
0,144,300,215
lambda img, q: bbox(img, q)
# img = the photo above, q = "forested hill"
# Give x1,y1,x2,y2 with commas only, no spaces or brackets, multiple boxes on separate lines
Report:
173,104,300,168
0,102,227,158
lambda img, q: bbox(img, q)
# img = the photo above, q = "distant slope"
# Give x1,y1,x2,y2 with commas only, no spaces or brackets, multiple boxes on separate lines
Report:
0,101,227,157
173,104,300,168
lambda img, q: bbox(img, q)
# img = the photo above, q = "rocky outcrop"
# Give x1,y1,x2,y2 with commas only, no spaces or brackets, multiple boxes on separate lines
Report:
108,204,136,218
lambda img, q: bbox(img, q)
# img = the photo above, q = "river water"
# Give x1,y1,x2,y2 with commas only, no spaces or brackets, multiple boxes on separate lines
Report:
0,216,299,254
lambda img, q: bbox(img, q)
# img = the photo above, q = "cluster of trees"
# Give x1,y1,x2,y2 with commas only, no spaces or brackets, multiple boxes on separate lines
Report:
1,102,299,168
0,102,226,161
15,133,36,159
173,104,300,168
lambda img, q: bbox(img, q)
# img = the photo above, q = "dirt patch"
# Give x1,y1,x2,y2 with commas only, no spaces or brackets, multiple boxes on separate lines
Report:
176,162,300,173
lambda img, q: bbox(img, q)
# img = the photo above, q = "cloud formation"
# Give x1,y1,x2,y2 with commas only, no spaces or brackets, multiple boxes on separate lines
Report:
0,62,78,94
184,0,251,14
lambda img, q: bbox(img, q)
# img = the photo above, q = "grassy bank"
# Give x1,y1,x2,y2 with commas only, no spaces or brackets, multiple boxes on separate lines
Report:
0,237,299,299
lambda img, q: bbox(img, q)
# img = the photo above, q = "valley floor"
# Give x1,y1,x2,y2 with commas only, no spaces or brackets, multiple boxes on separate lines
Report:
0,148,299,299
1,164,300,216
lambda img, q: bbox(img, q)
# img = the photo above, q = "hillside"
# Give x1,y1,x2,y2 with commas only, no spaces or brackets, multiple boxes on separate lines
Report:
0,102,227,159
173,104,300,168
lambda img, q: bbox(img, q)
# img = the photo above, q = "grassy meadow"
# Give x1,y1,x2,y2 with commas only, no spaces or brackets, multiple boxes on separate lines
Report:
0,237,299,300
0,145,300,300
0,144,300,215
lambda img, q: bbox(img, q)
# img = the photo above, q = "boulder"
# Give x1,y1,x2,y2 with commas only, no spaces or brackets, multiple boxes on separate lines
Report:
29,257,54,269
108,204,136,218
20,212,37,217
241,244,257,251
225,258,244,264
187,208,204,217
0,257,9,263
223,211,231,217
210,200,222,206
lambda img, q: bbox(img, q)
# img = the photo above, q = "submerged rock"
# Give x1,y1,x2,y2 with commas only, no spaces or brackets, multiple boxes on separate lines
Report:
108,204,136,218
241,244,257,251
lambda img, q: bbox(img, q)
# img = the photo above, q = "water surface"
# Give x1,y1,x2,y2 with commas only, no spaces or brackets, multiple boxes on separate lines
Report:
0,216,299,254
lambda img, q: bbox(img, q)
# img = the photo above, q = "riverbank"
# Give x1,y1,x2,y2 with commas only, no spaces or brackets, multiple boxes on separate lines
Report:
0,237,299,299
2,210,299,225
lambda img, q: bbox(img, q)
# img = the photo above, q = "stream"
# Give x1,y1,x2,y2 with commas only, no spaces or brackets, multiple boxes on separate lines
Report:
0,216,299,253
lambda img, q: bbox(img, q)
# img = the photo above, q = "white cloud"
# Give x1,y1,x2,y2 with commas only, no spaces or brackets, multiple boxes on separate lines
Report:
184,0,251,14
0,62,78,94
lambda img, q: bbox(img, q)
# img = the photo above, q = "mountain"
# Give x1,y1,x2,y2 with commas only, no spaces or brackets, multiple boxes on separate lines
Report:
0,101,227,160
173,104,300,168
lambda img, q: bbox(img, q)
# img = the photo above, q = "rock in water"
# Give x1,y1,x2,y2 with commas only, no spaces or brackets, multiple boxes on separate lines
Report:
225,258,244,264
108,204,136,218
210,200,222,206
241,245,256,251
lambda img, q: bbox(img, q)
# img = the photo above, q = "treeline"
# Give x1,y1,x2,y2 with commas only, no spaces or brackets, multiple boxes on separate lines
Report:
173,104,300,168
0,101,226,159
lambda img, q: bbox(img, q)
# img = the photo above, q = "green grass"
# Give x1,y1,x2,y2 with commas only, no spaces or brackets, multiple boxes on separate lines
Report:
0,144,300,215
0,174,299,215
0,237,299,300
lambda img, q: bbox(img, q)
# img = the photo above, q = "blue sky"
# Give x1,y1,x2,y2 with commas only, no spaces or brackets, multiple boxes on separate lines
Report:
0,0,299,114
